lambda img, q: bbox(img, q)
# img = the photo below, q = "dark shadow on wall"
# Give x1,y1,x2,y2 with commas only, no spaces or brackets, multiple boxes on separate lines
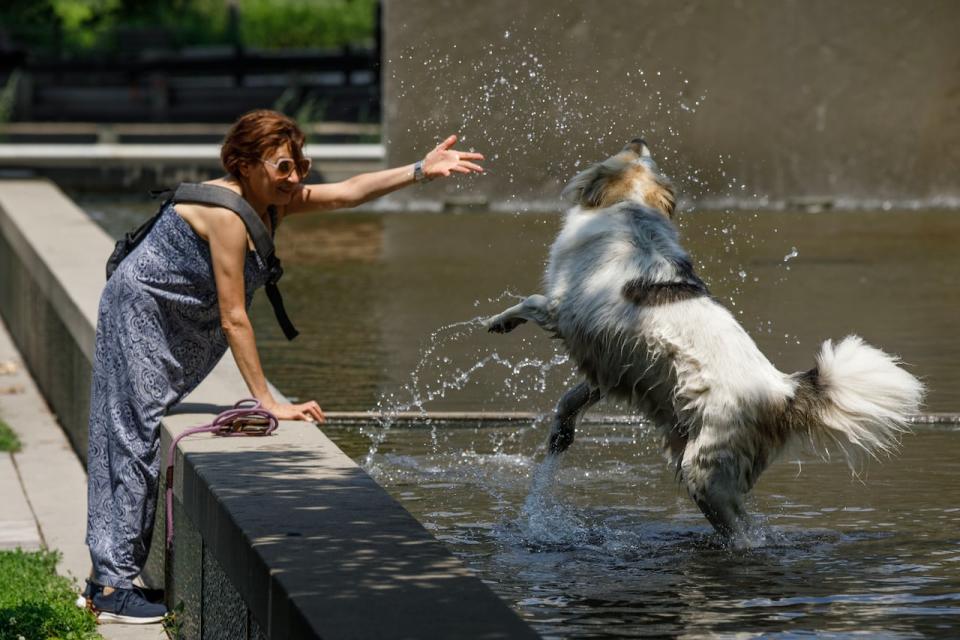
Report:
170,444,537,639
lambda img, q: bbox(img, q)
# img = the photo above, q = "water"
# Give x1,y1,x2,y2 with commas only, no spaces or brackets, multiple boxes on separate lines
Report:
252,207,960,416
81,198,960,413
81,197,960,636
324,415,960,637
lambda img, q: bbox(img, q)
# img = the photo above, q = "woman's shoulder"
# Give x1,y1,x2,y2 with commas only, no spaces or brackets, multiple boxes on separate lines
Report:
201,178,243,197
174,181,248,243
193,179,287,223
181,179,246,217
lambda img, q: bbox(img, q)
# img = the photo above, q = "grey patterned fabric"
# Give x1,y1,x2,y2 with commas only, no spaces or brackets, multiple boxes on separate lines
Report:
85,203,269,588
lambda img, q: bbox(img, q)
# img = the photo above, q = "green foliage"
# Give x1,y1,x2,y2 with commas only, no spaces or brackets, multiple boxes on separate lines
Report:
49,0,122,50
238,0,377,49
0,549,100,640
0,419,21,453
0,0,378,55
161,601,185,639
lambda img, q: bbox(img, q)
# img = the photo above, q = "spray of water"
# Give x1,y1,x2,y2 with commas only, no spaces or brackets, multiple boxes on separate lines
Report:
361,292,579,470
375,27,816,550
515,453,589,548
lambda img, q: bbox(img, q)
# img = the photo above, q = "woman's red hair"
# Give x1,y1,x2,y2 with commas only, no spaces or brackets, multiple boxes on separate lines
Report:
221,109,306,179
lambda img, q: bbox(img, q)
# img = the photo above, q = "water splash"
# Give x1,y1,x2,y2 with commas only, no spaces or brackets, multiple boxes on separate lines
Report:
381,22,837,556
393,26,805,338
516,454,596,550
361,292,577,469
390,21,822,342
390,26,719,211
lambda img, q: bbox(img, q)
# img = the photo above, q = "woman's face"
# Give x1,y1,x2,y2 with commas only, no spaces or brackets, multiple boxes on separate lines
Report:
241,141,305,207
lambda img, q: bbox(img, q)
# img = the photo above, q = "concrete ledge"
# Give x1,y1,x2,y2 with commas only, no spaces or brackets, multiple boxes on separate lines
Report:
0,180,103,457
0,178,537,639
0,144,385,184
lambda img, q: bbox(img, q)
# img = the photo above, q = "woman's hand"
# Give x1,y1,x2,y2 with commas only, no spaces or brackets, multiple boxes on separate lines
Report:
422,134,485,180
263,399,326,423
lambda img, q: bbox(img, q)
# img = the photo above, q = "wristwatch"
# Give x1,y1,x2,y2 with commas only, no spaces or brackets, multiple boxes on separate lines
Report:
413,159,429,183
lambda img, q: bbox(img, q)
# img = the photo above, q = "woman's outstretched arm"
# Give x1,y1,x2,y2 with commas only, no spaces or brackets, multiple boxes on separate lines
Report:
284,134,484,214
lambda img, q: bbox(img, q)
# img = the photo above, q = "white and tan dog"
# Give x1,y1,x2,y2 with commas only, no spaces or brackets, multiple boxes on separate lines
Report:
485,139,924,538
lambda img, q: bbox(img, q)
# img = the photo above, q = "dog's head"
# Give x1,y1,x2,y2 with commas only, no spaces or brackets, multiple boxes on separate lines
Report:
561,139,676,218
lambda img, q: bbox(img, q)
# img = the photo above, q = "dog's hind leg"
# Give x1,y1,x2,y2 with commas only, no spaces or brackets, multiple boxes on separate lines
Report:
548,380,603,454
485,294,557,334
681,432,754,539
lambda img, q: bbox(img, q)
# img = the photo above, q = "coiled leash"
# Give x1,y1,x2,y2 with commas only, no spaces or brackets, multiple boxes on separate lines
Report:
164,399,279,548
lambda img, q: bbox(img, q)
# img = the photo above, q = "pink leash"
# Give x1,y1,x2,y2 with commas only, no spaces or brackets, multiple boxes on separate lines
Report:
164,399,279,548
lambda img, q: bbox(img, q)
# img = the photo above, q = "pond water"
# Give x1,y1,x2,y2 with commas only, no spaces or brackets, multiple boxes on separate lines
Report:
82,195,960,637
331,419,960,638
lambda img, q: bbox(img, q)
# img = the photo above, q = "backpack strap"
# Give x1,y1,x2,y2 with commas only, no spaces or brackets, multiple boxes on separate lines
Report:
172,183,275,261
172,183,299,341
106,189,175,280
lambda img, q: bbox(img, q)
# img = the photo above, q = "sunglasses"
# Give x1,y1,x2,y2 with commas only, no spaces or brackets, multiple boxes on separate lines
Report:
261,156,312,178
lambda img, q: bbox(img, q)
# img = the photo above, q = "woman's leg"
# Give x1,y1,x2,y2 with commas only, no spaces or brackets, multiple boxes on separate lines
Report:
85,299,169,589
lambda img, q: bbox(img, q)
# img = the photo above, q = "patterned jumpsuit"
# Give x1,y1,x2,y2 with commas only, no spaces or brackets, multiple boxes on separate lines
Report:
85,202,269,588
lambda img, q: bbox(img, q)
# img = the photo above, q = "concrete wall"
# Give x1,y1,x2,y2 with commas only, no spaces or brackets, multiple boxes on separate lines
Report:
382,0,960,209
0,179,537,639
0,182,100,459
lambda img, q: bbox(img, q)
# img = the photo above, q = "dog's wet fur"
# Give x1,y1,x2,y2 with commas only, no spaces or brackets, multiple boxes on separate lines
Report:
486,139,924,540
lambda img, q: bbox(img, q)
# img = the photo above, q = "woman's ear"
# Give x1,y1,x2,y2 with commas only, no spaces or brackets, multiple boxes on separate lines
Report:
236,159,253,179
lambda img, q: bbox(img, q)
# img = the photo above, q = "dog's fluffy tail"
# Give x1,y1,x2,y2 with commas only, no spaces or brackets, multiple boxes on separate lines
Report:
790,335,924,461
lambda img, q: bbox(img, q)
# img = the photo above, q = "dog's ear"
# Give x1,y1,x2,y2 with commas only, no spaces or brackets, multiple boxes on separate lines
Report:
560,165,592,206
649,175,677,218
561,162,617,208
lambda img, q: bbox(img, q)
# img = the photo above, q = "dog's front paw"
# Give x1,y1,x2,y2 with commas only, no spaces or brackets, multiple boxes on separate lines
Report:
484,315,527,334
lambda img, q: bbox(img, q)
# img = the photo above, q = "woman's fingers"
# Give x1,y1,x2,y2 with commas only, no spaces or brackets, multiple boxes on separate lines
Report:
459,160,484,173
436,134,458,151
422,137,485,180
302,401,325,423
271,401,325,423
448,161,483,175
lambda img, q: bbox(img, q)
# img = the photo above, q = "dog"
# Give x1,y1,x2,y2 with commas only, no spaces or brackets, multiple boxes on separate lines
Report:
485,139,924,538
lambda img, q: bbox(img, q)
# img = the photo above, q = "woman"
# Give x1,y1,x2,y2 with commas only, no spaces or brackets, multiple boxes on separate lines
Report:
83,109,484,623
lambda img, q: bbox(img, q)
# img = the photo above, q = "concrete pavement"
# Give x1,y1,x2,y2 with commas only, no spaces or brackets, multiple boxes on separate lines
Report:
0,452,42,551
0,315,164,639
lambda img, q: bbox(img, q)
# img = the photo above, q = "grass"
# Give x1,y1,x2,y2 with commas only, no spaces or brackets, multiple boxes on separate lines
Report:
0,549,100,640
0,419,20,453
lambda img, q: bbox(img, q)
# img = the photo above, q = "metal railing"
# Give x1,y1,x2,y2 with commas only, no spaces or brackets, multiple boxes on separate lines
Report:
0,46,381,123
